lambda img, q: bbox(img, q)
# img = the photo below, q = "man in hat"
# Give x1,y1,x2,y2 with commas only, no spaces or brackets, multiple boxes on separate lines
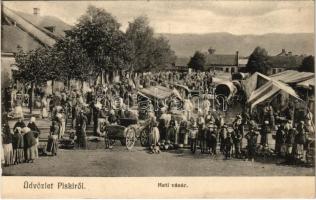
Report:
260,121,270,147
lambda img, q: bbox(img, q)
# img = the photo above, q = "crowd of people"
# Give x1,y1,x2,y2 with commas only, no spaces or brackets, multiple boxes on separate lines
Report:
1,71,315,167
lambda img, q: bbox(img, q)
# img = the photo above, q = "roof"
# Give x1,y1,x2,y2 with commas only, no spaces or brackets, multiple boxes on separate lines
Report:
241,72,271,98
175,57,190,67
205,54,238,67
140,86,173,99
15,11,71,38
1,25,43,52
270,70,314,84
2,6,70,53
297,78,315,89
248,78,301,109
268,55,304,69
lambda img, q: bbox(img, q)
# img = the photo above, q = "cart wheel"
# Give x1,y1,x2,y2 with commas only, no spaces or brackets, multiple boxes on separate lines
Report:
140,128,149,147
125,127,136,150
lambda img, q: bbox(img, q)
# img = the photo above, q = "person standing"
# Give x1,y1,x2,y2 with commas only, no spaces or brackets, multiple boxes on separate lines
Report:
275,124,286,156
245,128,259,162
260,121,270,148
206,123,217,156
2,122,13,166
219,124,229,153
189,122,198,154
13,117,26,132
47,120,59,156
286,127,297,162
224,132,233,160
232,127,243,158
295,121,308,162
76,110,88,149
12,127,24,164
22,127,37,163
41,95,48,119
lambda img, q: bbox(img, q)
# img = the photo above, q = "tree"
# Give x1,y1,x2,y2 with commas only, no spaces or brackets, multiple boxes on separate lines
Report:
126,16,176,72
208,47,216,55
67,5,132,80
55,37,93,89
188,51,206,71
299,55,314,72
14,47,52,113
243,47,271,74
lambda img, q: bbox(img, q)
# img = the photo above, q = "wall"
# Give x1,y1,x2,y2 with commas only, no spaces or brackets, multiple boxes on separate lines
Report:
1,55,15,89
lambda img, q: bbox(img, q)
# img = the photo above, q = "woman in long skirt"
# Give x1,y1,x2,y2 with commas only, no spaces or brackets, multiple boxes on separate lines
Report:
22,127,37,163
12,127,24,164
2,123,14,166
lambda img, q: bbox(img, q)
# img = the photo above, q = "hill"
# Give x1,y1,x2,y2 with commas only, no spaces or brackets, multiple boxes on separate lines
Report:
157,32,314,57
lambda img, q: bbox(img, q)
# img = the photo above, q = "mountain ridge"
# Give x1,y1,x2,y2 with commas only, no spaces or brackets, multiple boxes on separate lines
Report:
156,32,314,58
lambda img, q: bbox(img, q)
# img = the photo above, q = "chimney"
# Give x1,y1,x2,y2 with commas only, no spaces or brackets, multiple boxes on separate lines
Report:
33,8,40,16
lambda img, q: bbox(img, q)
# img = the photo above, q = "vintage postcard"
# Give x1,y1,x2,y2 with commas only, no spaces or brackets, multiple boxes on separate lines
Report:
1,0,315,198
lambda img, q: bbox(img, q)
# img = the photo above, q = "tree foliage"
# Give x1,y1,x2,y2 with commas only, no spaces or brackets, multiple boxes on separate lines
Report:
188,51,206,71
14,47,54,84
126,16,176,72
67,5,132,73
299,55,314,73
243,46,271,74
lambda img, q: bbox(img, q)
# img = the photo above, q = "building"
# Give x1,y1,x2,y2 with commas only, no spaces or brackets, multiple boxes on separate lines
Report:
1,5,71,88
204,51,239,73
268,49,304,75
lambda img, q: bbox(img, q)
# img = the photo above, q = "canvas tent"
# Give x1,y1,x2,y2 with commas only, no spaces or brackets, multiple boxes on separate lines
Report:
297,78,315,90
242,72,301,110
270,70,314,84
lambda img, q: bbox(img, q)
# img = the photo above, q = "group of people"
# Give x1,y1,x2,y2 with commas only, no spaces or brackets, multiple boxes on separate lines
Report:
2,70,314,166
1,116,43,166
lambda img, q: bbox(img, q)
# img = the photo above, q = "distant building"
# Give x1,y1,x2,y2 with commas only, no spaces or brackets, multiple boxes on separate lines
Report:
1,5,71,88
204,51,239,73
268,49,304,75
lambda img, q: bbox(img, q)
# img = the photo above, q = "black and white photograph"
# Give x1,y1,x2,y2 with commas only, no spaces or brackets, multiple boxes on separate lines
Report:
1,0,315,182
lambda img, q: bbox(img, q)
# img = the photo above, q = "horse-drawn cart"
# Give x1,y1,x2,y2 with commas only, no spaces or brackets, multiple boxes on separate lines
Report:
103,118,151,150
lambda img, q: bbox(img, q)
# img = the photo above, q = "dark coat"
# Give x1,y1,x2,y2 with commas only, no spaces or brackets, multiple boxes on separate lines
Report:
27,122,40,136
12,131,24,149
23,131,36,148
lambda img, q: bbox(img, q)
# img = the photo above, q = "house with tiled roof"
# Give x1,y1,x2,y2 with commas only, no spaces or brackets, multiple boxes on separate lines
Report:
1,5,71,88
204,51,239,73
267,49,304,75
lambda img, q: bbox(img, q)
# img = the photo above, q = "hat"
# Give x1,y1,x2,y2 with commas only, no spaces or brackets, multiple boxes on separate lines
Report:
56,113,63,119
264,121,269,124
30,117,36,123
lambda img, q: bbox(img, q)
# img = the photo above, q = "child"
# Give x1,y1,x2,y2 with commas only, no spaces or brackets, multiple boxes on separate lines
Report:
245,128,259,162
224,132,233,159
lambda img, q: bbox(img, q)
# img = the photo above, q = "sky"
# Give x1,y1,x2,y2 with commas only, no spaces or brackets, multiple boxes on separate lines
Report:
3,1,315,35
